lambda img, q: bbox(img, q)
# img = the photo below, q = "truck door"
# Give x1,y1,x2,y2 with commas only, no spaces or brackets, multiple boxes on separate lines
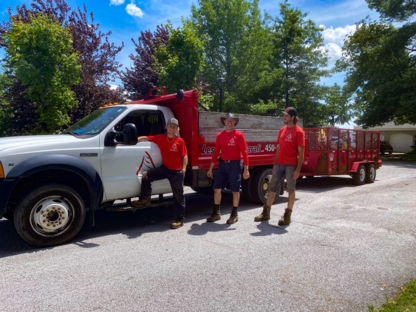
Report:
100,109,173,201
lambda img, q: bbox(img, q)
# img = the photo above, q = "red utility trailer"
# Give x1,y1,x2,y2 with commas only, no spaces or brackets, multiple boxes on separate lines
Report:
301,127,382,185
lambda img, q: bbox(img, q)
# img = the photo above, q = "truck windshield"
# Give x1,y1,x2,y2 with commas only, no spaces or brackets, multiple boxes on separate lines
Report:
64,107,127,136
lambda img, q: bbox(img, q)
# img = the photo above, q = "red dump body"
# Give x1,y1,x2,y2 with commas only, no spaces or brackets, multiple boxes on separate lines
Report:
301,127,382,181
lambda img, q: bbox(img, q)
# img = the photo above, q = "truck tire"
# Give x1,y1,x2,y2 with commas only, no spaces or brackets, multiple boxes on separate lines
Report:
352,165,366,185
249,168,279,205
14,184,86,247
365,164,376,183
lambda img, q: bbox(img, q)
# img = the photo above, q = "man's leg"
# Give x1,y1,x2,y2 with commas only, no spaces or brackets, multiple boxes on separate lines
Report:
207,162,227,222
226,161,242,224
254,165,285,222
168,169,186,229
278,166,296,226
132,166,165,207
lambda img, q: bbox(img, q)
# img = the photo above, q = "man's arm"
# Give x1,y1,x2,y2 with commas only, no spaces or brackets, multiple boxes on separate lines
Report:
182,155,188,176
137,136,149,142
293,146,305,179
273,145,280,166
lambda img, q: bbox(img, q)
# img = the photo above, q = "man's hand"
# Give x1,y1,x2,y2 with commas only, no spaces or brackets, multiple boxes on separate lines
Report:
207,168,213,178
293,169,300,180
243,168,250,180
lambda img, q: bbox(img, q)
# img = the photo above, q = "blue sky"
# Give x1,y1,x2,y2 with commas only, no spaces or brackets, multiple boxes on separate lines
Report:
1,0,380,127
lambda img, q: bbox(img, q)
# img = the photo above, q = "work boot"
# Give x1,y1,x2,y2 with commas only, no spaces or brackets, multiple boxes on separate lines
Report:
226,208,238,224
131,197,151,207
207,206,221,222
170,218,184,229
254,205,271,222
278,208,292,226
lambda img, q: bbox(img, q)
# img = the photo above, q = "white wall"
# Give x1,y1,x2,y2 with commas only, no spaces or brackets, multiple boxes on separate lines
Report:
390,133,413,153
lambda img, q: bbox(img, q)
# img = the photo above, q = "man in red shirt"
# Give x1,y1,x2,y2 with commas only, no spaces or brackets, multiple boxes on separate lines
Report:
254,107,305,226
206,113,250,224
132,118,188,229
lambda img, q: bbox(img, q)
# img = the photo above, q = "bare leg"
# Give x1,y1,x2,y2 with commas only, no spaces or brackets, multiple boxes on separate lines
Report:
266,191,277,207
232,192,240,207
214,189,222,205
288,191,295,209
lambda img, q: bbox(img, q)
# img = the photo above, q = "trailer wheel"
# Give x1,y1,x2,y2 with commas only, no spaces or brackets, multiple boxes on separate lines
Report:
249,168,279,205
365,164,376,183
353,165,366,185
14,184,86,247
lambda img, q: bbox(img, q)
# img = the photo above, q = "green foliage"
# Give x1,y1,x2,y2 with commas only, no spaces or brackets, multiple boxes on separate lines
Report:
190,0,272,112
4,13,81,133
367,0,416,21
249,99,285,116
0,68,14,136
265,0,331,127
337,19,416,127
368,279,416,311
154,20,205,93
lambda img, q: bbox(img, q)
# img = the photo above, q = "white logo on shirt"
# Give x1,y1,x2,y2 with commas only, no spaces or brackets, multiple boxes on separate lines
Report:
228,138,236,146
170,144,178,152
285,133,293,142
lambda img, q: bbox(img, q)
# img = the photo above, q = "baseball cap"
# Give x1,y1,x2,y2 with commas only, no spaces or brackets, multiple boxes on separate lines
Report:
282,107,297,117
167,118,179,126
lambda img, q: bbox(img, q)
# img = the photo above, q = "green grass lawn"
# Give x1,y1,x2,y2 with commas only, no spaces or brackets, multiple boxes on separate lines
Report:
369,280,416,311
401,148,416,161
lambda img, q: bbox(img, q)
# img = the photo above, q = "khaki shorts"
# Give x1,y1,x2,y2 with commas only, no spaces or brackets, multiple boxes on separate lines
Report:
269,165,296,193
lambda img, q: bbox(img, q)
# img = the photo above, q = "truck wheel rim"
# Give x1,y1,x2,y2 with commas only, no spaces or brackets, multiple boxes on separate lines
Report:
369,167,375,181
359,167,366,182
30,197,73,236
262,174,272,197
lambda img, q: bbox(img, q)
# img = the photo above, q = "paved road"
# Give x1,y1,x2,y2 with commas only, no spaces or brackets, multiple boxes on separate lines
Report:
1,160,415,311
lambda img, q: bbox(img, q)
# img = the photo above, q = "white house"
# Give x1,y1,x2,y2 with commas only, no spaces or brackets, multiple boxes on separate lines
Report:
356,122,416,153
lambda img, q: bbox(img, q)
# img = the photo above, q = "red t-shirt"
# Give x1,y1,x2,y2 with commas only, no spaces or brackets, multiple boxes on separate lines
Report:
211,130,249,165
148,134,188,170
276,125,305,166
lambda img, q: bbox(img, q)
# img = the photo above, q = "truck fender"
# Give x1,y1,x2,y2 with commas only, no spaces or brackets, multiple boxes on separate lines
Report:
7,154,103,209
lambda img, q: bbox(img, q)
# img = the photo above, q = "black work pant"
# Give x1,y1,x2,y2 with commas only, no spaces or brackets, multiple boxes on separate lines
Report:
141,165,186,219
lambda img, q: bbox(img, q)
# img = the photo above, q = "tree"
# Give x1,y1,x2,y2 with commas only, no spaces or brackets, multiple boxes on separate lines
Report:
337,20,416,127
4,13,80,132
0,68,13,136
264,0,330,126
0,0,125,133
190,0,271,112
154,21,205,93
121,25,170,100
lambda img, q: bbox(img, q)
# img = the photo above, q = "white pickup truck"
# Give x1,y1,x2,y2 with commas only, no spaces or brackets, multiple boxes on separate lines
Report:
0,88,284,247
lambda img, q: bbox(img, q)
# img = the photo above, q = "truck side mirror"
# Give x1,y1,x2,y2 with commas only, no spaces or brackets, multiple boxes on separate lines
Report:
123,123,138,145
104,123,138,146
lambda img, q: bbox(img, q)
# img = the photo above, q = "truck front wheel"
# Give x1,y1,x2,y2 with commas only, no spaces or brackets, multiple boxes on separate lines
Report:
14,184,86,247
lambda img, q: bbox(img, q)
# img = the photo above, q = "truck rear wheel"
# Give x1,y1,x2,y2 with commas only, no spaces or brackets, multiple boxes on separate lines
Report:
365,164,376,183
249,168,279,205
14,184,86,247
352,165,366,185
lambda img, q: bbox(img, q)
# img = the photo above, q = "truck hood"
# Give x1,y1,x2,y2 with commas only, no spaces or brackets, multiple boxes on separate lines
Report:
0,134,81,152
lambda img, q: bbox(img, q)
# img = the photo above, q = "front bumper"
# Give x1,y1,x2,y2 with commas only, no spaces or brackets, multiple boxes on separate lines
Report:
0,179,19,218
